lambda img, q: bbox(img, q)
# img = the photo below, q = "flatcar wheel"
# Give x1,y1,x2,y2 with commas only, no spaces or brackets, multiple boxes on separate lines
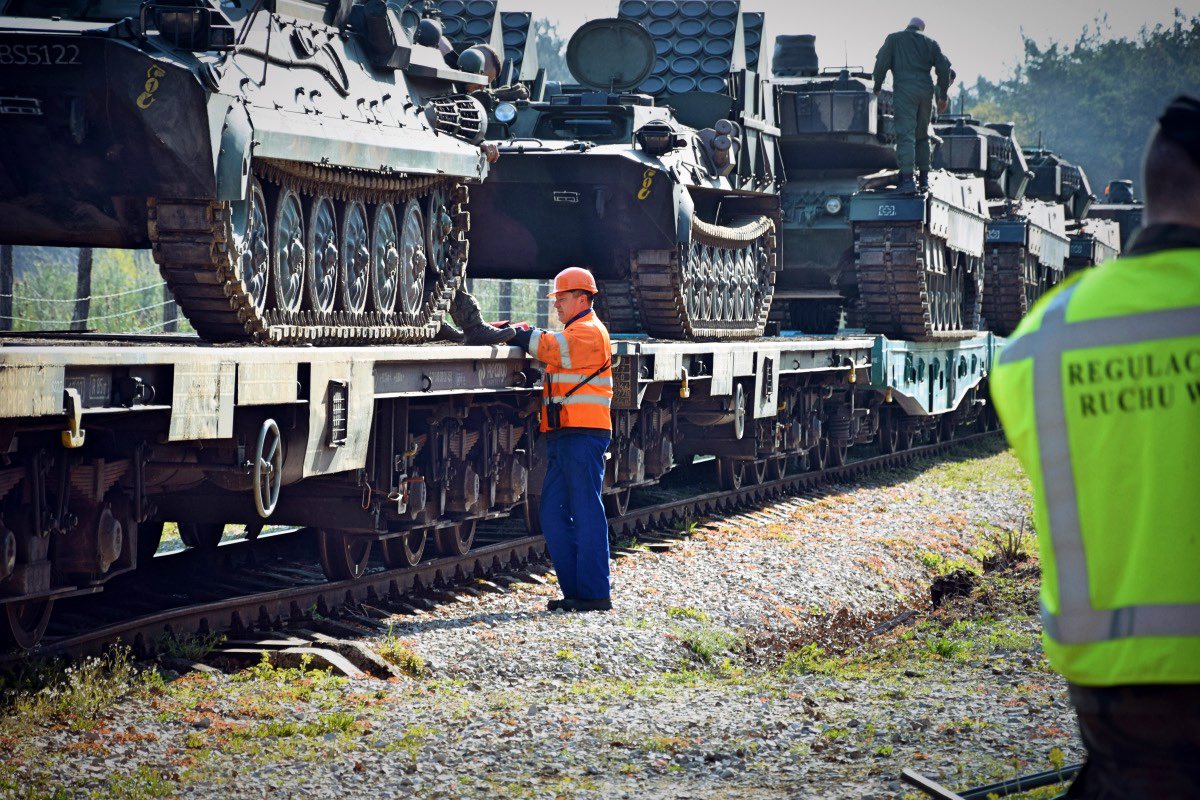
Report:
271,187,305,312
603,489,631,517
2,598,54,651
766,456,790,481
397,198,427,315
317,529,373,581
381,529,427,569
749,459,769,485
810,438,829,471
137,520,164,565
179,522,224,551
435,520,476,557
716,458,745,491
828,440,848,468
305,194,339,313
878,413,900,455
371,202,400,313
233,176,270,311
339,200,370,313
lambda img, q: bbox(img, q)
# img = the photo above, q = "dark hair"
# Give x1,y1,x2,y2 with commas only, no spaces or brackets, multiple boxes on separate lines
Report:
1143,129,1200,213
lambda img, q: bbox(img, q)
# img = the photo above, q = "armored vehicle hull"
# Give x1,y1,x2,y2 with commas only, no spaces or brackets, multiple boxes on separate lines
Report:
468,11,782,340
1066,218,1122,275
849,171,988,340
982,201,1069,336
772,53,897,332
0,2,490,345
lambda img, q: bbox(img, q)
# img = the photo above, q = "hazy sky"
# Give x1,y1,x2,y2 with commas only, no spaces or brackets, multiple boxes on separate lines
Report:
509,0,1187,86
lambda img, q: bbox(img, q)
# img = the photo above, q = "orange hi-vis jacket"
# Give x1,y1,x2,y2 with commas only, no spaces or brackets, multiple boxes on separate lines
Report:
528,308,613,433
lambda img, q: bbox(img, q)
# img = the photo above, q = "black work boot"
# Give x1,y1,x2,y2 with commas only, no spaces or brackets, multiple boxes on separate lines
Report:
450,289,516,346
895,172,918,195
434,320,465,343
917,170,930,192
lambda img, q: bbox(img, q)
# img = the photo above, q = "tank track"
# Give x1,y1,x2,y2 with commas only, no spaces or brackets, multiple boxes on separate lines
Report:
148,160,471,345
854,221,981,341
982,244,1061,337
613,215,777,339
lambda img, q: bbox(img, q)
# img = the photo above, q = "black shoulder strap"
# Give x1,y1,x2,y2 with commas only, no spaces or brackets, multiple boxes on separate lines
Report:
562,360,611,399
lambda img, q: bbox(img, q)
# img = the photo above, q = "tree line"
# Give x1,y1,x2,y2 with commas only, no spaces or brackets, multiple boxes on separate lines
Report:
965,11,1200,194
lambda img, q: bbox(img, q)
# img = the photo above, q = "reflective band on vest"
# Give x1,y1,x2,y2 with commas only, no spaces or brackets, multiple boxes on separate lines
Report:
999,286,1200,645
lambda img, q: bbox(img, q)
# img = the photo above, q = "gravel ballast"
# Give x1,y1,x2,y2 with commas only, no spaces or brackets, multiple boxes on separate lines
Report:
1,440,1084,799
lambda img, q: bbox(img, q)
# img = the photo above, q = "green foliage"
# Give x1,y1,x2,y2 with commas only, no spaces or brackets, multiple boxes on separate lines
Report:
674,623,744,665
966,12,1200,187
666,606,709,623
6,245,193,334
156,631,226,661
2,647,142,732
378,626,429,678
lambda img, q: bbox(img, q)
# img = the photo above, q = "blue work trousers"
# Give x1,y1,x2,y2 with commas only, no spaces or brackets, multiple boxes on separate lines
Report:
539,432,611,601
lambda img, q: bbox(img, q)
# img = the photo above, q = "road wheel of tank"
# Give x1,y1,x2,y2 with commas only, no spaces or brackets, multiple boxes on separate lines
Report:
381,529,427,569
370,202,400,313
435,520,476,557
179,523,224,551
716,458,745,491
271,187,306,312
1,599,54,651
233,177,271,312
424,185,455,279
339,200,370,313
603,489,631,517
397,199,427,316
317,529,373,581
305,194,339,313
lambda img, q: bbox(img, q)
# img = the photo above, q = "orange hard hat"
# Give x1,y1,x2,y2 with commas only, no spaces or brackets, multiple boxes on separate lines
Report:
548,266,598,296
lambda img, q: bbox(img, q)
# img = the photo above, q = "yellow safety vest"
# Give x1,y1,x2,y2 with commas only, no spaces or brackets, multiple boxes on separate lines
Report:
990,243,1200,686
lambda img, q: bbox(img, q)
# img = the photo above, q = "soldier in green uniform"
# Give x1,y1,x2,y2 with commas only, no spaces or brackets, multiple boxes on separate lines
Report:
872,17,953,194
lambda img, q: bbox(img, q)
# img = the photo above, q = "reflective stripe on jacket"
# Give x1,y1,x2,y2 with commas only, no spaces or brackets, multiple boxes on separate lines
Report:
528,309,613,432
990,238,1200,686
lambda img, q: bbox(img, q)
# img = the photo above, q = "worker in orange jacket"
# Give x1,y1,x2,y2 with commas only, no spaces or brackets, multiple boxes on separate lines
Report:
511,268,614,612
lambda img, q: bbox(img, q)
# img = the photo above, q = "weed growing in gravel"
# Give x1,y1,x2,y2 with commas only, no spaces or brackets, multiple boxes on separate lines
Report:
2,647,143,733
157,630,226,661
378,626,428,678
555,647,581,662
673,623,744,665
666,605,709,623
383,722,434,759
913,439,1030,493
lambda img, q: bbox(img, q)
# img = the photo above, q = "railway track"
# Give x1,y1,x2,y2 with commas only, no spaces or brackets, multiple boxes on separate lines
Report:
2,431,1001,664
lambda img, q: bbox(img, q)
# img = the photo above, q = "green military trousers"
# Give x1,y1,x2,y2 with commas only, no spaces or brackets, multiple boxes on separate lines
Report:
893,83,933,174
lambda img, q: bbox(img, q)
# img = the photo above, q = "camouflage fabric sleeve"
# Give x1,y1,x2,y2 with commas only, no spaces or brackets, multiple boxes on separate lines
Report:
872,34,894,93
932,41,952,100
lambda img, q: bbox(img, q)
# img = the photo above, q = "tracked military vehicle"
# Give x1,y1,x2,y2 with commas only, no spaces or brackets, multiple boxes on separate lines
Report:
1089,179,1143,253
0,0,491,344
1022,149,1121,276
847,115,988,340
771,35,897,332
466,4,781,340
928,117,1067,336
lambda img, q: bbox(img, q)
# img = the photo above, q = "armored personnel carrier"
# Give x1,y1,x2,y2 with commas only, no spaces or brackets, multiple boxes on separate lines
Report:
847,112,988,340
771,35,897,332
929,117,1068,336
1022,150,1121,275
466,4,782,340
0,0,491,345
1089,179,1144,252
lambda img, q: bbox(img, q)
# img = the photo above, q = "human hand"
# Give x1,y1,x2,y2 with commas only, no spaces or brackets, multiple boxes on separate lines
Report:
937,97,949,114
511,321,531,331
873,88,880,96
481,142,500,163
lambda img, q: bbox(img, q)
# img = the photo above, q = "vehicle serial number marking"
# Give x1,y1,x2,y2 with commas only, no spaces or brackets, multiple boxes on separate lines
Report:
136,64,166,109
0,43,81,66
637,168,656,201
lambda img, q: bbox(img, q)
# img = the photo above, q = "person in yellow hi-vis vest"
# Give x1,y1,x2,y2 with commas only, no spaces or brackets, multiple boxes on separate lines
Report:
991,96,1200,797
